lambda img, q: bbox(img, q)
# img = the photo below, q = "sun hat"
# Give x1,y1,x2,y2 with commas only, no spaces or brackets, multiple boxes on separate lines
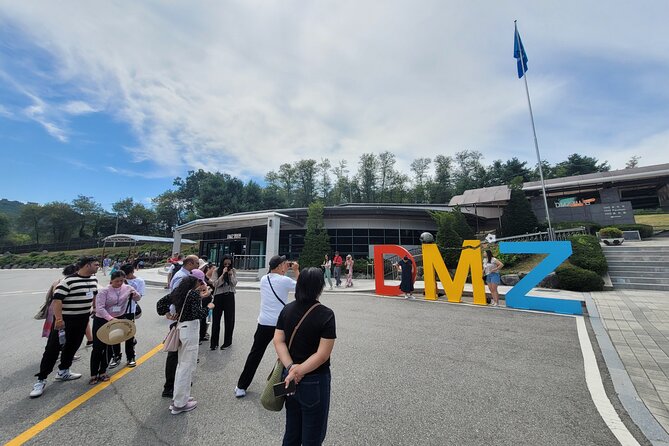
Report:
97,319,136,345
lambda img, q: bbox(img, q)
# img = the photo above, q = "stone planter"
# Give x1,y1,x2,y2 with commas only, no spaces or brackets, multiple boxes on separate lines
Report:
602,238,624,246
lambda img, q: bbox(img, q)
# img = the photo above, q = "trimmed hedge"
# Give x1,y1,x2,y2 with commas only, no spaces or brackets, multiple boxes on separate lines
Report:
556,263,604,291
599,227,623,238
612,224,654,239
569,235,608,275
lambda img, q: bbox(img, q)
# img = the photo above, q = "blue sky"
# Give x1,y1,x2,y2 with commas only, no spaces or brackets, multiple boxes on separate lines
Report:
1,1,668,211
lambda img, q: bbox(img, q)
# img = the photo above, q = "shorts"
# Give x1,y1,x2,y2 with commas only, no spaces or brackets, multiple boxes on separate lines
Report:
486,272,501,285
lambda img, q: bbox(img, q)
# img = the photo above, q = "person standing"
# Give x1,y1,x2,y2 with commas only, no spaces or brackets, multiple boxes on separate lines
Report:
398,256,415,299
166,254,183,289
168,276,209,414
483,249,504,307
90,271,140,383
162,254,200,398
234,255,299,398
102,256,111,276
208,255,237,350
332,251,343,287
110,264,145,367
345,255,354,288
321,254,333,290
30,257,99,398
274,267,337,445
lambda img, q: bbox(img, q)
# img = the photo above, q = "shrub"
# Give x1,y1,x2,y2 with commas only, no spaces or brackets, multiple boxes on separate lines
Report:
554,221,602,235
556,263,604,291
352,257,371,274
490,244,530,268
599,227,623,238
612,224,654,239
569,235,608,275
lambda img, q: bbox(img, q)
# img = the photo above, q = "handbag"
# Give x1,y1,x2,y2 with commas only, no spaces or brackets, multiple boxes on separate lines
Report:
162,292,190,352
35,284,56,320
260,302,321,411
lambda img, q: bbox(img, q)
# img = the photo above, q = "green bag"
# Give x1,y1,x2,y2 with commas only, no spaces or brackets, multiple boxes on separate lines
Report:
260,302,321,412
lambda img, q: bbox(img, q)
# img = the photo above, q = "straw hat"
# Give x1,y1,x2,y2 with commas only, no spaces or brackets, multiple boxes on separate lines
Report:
97,319,136,345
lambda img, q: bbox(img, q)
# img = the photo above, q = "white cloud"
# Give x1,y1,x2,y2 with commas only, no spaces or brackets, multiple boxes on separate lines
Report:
0,104,11,118
1,0,668,176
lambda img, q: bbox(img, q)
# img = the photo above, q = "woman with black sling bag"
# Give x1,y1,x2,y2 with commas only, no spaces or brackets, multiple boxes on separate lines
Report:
274,267,337,446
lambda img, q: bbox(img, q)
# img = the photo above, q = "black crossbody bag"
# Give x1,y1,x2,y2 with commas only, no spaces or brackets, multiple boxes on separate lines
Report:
267,276,286,306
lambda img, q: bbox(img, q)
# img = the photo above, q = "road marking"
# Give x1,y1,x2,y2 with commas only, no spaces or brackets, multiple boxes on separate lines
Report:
6,343,164,446
0,290,44,296
576,316,640,446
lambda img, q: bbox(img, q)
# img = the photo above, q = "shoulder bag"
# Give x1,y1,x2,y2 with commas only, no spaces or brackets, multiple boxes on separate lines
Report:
267,275,286,306
162,292,190,352
260,302,321,411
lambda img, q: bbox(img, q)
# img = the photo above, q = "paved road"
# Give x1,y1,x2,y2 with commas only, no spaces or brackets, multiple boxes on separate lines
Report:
0,269,645,445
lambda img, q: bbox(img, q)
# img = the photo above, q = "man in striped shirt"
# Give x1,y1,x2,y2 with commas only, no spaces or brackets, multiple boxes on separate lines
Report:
30,256,100,398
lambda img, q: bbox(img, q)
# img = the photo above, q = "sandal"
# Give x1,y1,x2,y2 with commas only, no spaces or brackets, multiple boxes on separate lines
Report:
88,376,99,385
98,373,110,382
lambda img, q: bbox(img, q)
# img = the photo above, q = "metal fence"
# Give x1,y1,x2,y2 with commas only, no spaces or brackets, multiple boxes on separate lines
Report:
491,227,587,243
0,239,101,254
232,254,266,271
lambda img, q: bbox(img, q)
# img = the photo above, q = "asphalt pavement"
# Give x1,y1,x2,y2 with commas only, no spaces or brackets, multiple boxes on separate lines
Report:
0,269,647,445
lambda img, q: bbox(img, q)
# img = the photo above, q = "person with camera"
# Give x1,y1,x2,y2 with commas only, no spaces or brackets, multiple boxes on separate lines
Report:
274,267,337,445
234,255,299,398
208,255,237,350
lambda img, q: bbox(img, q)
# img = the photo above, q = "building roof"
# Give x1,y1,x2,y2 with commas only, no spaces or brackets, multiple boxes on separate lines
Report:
175,211,295,235
449,185,510,206
102,234,196,244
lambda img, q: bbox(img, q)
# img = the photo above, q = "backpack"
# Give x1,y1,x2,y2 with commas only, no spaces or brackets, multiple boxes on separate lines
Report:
172,263,183,276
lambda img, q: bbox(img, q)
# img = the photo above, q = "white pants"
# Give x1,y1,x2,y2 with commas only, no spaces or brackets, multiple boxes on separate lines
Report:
173,319,200,407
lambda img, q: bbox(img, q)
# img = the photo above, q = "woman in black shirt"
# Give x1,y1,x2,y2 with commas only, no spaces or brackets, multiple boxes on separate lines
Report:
170,276,209,415
274,267,337,446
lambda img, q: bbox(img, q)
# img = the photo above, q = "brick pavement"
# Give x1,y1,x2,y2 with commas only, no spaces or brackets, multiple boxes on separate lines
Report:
592,289,669,432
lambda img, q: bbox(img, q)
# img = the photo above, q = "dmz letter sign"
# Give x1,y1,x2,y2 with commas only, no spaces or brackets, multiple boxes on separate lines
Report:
374,241,581,315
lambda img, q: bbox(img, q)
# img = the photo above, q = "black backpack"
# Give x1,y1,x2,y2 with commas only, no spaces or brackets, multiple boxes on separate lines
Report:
172,263,183,275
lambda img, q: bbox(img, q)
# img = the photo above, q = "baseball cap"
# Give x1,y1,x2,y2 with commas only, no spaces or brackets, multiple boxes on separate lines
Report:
268,255,287,270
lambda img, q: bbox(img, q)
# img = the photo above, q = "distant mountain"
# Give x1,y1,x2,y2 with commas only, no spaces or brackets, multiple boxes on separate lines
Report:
0,199,26,218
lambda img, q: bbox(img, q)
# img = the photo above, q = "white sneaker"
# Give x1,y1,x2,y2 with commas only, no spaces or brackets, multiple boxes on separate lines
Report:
234,387,246,398
55,369,82,381
408,295,416,300
30,380,46,398
171,400,198,415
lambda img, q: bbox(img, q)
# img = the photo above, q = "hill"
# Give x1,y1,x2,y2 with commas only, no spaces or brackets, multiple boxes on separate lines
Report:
0,199,26,218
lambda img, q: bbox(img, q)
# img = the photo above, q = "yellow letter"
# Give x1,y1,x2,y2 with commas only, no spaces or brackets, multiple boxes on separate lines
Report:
422,241,486,304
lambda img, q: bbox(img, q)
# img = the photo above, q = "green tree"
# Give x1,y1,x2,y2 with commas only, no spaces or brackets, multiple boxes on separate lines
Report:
625,155,641,169
42,202,79,242
356,153,378,202
243,180,263,212
0,213,10,241
377,151,396,203
17,203,45,244
153,190,188,235
431,211,463,269
278,163,297,207
317,158,332,202
500,189,539,236
71,195,104,238
410,157,432,203
451,206,475,240
452,150,487,194
429,155,454,204
553,153,610,177
294,159,318,207
299,201,331,268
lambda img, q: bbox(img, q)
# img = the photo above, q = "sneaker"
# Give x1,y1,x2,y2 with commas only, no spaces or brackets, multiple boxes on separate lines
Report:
108,356,121,369
127,358,136,368
55,369,82,381
171,400,198,415
220,344,231,350
210,345,218,351
30,380,46,398
162,389,174,398
72,355,81,361
169,397,195,411
234,387,246,398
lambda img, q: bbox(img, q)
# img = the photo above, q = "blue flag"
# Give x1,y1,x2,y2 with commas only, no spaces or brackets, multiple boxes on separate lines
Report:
514,24,528,78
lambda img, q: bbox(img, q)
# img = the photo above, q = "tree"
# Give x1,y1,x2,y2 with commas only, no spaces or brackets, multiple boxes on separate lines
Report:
278,163,297,207
356,153,378,203
17,203,44,244
195,173,244,217
429,155,454,204
625,155,641,169
553,153,610,177
431,211,463,269
487,157,533,186
0,213,10,241
451,206,475,240
42,202,79,242
299,201,331,268
377,151,396,203
112,198,158,234
294,159,318,207
153,190,188,235
500,189,539,236
243,180,263,212
332,160,350,204
317,158,332,202
452,150,487,194
71,195,104,238
410,157,432,203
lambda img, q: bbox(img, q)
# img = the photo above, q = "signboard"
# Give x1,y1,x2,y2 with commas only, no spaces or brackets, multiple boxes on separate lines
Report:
602,204,629,220
226,233,242,239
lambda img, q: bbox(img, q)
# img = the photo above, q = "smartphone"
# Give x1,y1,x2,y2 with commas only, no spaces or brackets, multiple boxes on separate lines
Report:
273,380,296,397
287,262,294,268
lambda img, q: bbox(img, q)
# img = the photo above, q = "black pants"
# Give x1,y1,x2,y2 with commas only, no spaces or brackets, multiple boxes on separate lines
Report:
111,313,136,360
200,296,212,341
38,314,89,380
90,316,110,376
211,292,235,348
164,350,178,393
237,324,276,390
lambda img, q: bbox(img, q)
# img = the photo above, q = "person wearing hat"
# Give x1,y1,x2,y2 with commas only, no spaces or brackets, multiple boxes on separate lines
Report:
89,271,140,384
234,255,299,398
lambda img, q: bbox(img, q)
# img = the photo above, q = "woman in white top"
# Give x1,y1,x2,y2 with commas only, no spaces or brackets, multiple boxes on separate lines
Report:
483,249,504,307
321,254,333,290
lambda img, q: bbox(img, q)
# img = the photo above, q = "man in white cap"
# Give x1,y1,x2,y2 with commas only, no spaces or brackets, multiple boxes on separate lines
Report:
234,255,299,398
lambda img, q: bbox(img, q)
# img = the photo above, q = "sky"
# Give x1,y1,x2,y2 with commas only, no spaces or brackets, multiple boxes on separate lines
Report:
1,1,668,210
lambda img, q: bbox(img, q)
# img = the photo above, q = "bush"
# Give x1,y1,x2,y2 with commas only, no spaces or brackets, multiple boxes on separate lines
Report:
554,221,602,235
599,227,623,238
556,263,604,291
612,224,654,239
352,257,371,275
569,235,608,275
490,244,530,268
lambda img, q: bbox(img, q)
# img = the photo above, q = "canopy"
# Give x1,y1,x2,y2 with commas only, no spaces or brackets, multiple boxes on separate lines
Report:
102,234,196,244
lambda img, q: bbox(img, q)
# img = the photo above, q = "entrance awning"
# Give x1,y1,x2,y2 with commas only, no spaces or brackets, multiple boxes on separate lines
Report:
102,234,197,244
175,212,302,235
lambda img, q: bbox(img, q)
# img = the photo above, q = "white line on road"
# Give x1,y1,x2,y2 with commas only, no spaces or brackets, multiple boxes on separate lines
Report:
576,316,640,446
0,290,44,296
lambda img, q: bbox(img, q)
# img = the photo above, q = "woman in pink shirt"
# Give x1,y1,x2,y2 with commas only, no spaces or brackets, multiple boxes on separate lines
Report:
89,271,140,384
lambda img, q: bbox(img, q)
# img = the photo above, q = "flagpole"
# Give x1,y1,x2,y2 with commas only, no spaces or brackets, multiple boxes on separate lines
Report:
515,20,554,241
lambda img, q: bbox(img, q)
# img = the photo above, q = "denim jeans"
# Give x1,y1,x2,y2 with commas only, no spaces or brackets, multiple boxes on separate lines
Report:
282,371,331,446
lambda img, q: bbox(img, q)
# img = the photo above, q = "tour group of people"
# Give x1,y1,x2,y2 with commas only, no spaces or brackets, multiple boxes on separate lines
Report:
30,252,338,445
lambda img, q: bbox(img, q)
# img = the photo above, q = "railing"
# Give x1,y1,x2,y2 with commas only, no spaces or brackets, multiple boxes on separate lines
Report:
380,247,423,279
0,239,101,254
490,227,586,243
233,255,266,271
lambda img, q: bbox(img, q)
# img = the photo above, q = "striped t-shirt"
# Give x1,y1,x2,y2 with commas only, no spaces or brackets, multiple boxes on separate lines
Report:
53,274,98,316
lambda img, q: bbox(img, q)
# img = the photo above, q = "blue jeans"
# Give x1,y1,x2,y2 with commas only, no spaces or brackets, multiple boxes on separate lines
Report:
283,371,331,446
